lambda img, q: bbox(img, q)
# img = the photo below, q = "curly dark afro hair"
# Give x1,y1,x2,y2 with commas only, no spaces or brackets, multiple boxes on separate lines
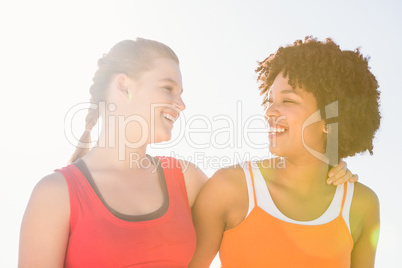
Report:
256,36,381,160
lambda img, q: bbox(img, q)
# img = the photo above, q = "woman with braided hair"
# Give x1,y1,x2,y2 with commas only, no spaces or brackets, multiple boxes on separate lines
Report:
19,38,356,267
189,37,380,268
19,38,208,267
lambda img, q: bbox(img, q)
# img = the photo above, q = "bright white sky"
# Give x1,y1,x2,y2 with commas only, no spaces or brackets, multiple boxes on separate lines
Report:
1,0,401,267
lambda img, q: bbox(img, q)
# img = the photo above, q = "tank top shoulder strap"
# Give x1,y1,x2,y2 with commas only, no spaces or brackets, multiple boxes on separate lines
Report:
247,161,258,204
341,182,354,232
55,163,88,230
242,161,257,217
156,156,190,211
339,182,348,216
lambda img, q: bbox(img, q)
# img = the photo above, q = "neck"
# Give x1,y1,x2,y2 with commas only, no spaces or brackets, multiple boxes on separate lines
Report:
275,156,330,192
84,124,151,171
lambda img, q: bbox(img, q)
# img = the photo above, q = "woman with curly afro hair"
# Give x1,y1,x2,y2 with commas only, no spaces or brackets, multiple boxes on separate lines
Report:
189,37,380,268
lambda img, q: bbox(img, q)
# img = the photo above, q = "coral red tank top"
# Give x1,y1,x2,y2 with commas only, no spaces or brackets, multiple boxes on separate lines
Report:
219,162,354,268
56,156,196,268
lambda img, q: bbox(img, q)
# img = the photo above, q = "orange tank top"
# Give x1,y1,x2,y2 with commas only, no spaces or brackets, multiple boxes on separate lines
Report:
219,162,354,268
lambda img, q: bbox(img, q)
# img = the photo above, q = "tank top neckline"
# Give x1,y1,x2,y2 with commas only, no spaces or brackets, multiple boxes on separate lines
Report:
248,161,348,225
73,156,169,222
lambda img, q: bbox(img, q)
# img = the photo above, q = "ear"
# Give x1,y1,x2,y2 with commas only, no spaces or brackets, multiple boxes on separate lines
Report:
114,74,131,99
323,123,332,134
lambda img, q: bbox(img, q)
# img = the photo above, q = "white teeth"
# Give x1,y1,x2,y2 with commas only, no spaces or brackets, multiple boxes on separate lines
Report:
163,113,175,122
268,126,286,133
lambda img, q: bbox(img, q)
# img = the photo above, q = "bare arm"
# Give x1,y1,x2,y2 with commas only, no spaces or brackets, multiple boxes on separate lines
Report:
188,174,226,267
18,172,70,268
350,183,380,268
189,167,246,268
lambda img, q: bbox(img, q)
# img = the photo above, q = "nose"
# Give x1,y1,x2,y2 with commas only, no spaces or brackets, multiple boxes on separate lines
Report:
265,101,286,128
264,101,280,121
175,95,186,111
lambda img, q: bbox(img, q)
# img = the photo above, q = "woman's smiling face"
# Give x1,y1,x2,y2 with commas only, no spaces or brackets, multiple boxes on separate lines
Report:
133,57,185,143
264,73,327,161
109,57,186,146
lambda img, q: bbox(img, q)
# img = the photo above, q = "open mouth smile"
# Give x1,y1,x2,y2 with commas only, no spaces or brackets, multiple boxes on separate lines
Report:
162,113,177,123
268,125,288,135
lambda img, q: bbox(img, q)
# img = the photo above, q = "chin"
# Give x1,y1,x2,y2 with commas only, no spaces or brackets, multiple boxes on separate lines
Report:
268,146,287,158
152,132,172,144
268,145,280,155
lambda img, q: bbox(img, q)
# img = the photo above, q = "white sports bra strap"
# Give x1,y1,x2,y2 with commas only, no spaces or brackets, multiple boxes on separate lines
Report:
247,162,354,233
241,162,255,218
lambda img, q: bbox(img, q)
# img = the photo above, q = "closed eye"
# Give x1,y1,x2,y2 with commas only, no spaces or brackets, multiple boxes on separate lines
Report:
163,86,173,92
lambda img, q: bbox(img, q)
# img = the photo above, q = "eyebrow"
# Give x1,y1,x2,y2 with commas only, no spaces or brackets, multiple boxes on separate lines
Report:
267,88,300,98
159,78,183,94
280,89,300,95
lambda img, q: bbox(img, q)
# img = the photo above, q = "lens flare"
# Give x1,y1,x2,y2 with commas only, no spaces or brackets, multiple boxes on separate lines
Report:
370,223,380,248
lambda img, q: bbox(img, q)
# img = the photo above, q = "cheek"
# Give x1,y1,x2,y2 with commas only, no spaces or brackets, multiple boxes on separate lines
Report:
302,122,326,149
287,110,323,139
133,94,159,115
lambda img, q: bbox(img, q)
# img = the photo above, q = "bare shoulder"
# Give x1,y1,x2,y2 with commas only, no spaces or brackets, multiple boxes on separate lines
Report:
352,182,380,210
209,163,246,188
178,159,208,207
32,172,69,200
196,163,247,203
19,172,70,267
349,182,380,242
178,159,208,181
25,171,70,217
22,171,70,225
196,164,249,230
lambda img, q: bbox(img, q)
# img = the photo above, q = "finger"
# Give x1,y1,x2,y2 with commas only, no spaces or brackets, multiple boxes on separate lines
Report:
349,174,359,183
332,170,353,185
327,169,352,185
328,164,348,181
328,160,346,177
